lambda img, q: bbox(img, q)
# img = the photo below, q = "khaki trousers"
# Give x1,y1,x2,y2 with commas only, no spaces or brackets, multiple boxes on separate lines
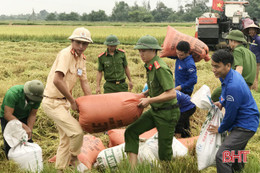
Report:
42,97,84,170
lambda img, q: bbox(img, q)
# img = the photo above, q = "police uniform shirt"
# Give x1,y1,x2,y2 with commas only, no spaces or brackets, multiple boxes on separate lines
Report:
146,56,177,109
0,85,41,119
98,49,127,81
232,44,257,85
44,45,87,98
174,55,197,94
218,69,259,133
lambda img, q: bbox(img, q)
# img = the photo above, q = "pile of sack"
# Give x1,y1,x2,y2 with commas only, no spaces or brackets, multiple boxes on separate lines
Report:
49,88,226,171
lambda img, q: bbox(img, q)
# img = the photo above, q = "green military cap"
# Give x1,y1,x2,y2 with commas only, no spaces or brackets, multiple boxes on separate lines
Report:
24,80,44,102
104,35,120,46
225,30,247,43
134,35,162,50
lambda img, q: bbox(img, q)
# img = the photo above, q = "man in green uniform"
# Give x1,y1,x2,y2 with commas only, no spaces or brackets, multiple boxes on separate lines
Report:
124,35,180,168
211,30,256,102
96,34,133,94
0,80,44,158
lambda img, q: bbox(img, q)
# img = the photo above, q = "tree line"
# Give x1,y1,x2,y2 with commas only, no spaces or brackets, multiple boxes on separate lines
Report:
0,0,259,22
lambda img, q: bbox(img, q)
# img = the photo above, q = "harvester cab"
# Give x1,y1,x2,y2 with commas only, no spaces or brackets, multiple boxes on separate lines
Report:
195,1,250,49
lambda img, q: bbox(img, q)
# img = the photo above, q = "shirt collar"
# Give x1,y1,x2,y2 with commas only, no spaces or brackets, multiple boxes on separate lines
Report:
220,69,233,85
70,47,86,60
105,48,118,56
145,56,159,71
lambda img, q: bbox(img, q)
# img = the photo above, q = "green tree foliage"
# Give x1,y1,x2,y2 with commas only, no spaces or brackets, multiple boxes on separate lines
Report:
81,13,89,21
66,12,80,21
1,0,259,22
38,10,49,20
88,10,108,21
57,12,67,21
45,13,57,21
182,0,209,22
128,3,153,22
111,1,129,21
246,0,260,20
128,8,153,22
151,2,173,22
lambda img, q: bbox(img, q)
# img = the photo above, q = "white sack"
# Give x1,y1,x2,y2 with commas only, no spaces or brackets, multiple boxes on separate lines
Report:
196,105,226,170
191,85,212,110
8,142,43,173
95,142,156,170
3,119,28,147
145,133,188,159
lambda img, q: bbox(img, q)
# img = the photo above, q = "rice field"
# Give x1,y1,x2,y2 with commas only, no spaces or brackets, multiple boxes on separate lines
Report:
0,25,195,44
0,24,259,173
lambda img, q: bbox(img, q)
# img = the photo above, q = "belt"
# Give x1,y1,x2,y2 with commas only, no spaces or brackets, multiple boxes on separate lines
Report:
152,104,179,111
233,127,253,132
107,79,125,84
43,95,66,100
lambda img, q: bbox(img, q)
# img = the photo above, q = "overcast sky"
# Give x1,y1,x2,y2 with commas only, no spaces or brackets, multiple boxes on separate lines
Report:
0,0,213,16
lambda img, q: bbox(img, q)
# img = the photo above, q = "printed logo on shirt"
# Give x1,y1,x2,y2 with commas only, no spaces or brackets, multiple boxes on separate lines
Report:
188,68,195,73
220,95,225,102
226,95,234,102
178,65,182,70
176,90,181,96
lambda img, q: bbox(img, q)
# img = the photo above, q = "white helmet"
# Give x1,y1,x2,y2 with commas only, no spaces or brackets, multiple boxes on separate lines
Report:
68,27,93,43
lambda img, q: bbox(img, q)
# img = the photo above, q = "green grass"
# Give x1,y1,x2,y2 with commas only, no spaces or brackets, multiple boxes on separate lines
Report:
0,25,259,173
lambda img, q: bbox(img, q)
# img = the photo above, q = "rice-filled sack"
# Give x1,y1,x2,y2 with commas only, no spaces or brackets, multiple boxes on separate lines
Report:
76,92,145,133
160,26,210,62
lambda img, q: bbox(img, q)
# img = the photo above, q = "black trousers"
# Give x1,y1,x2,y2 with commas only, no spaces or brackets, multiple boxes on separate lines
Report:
175,106,196,138
216,127,255,173
1,117,33,159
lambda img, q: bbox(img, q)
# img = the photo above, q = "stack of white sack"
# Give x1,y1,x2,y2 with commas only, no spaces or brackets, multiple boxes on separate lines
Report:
3,119,43,173
191,85,226,170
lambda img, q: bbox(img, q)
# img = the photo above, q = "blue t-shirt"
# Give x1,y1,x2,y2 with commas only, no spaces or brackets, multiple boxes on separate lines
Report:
170,55,197,94
218,69,259,133
142,83,195,113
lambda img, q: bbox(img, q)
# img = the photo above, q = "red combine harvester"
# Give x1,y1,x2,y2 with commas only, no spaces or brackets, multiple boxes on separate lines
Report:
195,1,252,49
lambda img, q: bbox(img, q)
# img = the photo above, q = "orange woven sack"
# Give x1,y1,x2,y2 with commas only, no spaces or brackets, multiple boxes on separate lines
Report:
108,128,158,147
76,92,145,133
160,26,210,62
77,135,106,169
48,135,105,170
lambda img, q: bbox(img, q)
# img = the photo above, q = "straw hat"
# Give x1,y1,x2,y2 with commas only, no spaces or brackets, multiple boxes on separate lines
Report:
243,23,260,35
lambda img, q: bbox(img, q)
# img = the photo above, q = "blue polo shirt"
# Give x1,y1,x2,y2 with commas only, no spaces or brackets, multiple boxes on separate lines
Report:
170,55,197,94
250,35,260,61
176,90,196,113
218,69,259,133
